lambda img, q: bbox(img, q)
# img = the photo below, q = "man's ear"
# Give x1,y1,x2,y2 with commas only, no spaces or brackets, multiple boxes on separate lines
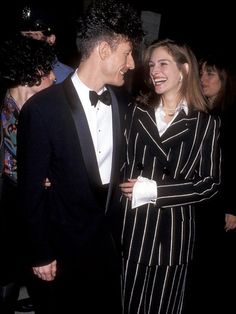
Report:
98,41,111,60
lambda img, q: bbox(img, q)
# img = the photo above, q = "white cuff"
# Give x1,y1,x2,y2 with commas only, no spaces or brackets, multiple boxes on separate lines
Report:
132,176,157,209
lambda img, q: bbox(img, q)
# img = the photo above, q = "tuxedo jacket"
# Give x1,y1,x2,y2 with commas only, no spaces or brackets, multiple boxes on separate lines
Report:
121,104,221,266
17,76,128,267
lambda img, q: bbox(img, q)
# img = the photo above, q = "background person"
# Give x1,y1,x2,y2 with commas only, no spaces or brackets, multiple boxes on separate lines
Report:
0,33,56,314
186,53,236,313
18,4,74,83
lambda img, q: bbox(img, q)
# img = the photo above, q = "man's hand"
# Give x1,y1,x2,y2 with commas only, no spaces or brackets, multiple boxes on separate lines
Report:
33,260,57,281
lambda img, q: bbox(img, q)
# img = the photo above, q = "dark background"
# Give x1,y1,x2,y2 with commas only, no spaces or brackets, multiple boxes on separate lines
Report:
0,0,235,66
130,1,235,59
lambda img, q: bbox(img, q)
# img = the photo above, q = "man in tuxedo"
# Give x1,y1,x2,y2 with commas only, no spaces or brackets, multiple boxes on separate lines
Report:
17,1,143,313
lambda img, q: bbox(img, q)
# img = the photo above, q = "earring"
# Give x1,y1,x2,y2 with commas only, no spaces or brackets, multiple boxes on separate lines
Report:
179,73,183,82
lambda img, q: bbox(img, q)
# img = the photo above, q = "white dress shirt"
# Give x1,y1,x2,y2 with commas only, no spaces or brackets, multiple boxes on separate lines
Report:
71,72,113,184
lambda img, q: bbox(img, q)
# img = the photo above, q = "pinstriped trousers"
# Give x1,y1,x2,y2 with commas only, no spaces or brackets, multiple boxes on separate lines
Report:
122,259,189,314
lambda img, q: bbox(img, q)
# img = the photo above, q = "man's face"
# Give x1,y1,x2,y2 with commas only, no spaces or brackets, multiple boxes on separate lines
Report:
102,40,135,87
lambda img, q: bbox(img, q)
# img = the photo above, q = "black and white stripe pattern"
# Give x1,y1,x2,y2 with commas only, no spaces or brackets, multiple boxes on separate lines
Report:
121,104,221,313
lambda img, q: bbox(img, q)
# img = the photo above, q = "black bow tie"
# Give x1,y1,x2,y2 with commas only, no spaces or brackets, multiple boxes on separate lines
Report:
89,90,111,107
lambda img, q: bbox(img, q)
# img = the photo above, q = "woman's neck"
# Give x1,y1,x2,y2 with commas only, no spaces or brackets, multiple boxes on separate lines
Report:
9,86,34,110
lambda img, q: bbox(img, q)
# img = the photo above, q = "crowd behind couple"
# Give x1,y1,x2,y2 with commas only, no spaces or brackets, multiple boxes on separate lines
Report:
0,1,235,313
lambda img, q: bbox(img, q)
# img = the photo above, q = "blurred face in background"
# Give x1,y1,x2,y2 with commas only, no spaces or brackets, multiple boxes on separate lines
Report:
200,62,222,103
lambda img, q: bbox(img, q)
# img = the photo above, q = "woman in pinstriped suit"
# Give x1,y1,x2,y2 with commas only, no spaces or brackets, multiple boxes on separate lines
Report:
120,39,221,314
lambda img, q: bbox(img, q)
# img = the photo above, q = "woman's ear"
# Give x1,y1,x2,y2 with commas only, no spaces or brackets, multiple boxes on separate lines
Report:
183,62,189,74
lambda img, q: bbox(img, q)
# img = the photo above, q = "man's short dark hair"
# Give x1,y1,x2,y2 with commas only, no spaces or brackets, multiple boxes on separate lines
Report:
76,0,143,60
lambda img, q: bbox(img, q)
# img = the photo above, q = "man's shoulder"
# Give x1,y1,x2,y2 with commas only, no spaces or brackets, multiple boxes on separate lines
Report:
53,60,74,83
33,83,61,100
55,60,74,72
109,86,133,104
22,84,64,114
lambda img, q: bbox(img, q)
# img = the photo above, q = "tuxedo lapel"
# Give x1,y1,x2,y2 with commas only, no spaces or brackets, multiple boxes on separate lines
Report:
109,86,121,183
105,86,121,212
63,79,102,191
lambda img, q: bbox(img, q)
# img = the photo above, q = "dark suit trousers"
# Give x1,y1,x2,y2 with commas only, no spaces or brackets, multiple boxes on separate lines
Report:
55,258,122,314
30,256,122,314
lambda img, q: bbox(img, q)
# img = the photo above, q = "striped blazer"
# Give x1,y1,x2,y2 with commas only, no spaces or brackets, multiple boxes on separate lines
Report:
121,104,221,266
